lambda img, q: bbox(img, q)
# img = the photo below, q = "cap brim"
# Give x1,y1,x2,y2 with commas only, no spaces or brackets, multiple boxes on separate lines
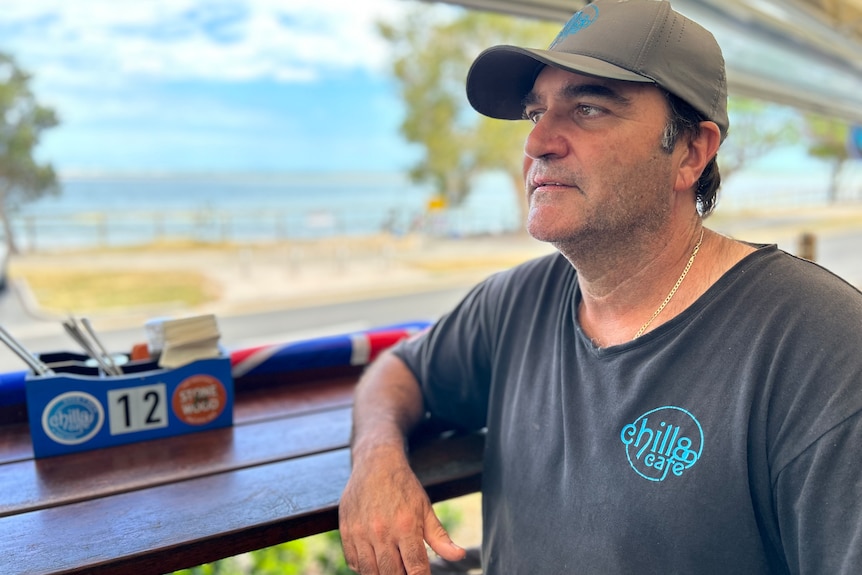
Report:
466,45,654,120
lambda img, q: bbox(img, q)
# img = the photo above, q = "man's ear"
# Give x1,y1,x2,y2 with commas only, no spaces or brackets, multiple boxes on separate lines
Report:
674,121,721,193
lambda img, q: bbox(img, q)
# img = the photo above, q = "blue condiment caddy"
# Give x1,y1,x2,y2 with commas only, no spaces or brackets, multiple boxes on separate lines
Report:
25,354,233,458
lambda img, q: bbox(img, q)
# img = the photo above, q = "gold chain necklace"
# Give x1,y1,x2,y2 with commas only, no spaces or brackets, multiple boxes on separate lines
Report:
634,228,705,339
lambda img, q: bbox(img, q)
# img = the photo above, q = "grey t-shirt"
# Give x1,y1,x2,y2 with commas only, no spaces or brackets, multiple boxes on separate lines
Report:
395,245,862,574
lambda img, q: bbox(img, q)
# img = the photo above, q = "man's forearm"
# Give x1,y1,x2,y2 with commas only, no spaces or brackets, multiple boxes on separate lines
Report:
350,349,426,464
340,350,467,573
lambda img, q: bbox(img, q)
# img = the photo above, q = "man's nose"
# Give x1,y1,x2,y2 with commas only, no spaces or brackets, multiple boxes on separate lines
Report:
524,113,569,160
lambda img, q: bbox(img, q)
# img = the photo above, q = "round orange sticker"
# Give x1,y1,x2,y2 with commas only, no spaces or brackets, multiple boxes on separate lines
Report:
172,374,227,425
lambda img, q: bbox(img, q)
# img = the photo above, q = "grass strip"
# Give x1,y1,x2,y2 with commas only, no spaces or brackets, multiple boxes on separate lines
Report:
15,269,218,313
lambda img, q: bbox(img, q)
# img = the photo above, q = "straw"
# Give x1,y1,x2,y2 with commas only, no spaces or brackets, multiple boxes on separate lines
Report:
80,317,122,375
63,317,121,376
0,324,53,375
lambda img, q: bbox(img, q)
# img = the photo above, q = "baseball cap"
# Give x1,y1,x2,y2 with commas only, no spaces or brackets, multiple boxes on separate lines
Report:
466,0,729,140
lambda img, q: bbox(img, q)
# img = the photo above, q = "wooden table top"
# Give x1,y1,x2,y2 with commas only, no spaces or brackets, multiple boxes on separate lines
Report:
0,368,484,575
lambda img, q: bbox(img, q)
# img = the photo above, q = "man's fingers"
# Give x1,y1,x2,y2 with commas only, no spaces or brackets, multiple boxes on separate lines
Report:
398,538,432,575
342,540,359,573
353,540,381,574
341,510,460,574
339,464,450,574
375,541,408,575
423,509,466,563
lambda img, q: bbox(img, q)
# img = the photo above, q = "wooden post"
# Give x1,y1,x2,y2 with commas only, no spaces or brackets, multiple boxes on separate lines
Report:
98,213,109,247
798,232,816,261
25,216,36,253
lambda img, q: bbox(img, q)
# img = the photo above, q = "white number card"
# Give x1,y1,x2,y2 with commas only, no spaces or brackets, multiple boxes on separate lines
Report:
107,384,169,435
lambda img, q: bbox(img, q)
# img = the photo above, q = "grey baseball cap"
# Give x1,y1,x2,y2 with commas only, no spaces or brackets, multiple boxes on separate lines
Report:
466,0,729,140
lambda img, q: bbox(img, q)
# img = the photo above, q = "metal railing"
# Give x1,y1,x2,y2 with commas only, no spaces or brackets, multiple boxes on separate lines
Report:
10,206,522,253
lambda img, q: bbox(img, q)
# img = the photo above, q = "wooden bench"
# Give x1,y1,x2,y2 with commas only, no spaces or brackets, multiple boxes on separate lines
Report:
0,367,484,575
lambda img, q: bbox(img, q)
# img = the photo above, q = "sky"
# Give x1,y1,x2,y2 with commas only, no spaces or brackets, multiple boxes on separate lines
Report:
0,0,432,175
0,0,854,180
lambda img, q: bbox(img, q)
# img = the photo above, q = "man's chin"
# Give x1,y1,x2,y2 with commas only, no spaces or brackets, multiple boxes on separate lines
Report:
526,213,572,244
526,225,566,245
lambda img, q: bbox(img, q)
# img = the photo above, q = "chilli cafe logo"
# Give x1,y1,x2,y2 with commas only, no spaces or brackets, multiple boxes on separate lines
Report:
42,391,104,445
620,406,704,482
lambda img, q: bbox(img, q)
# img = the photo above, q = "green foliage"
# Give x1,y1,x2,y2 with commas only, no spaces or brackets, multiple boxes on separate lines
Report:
314,531,355,575
804,114,849,160
378,6,560,218
171,505,465,574
803,113,852,202
434,500,464,534
719,96,800,180
173,531,352,575
0,52,60,253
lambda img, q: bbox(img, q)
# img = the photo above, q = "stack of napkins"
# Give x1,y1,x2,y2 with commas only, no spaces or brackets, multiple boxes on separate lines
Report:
150,314,222,368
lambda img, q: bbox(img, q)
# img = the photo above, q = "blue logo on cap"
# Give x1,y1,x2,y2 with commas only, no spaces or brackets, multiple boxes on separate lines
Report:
549,4,599,49
42,391,104,445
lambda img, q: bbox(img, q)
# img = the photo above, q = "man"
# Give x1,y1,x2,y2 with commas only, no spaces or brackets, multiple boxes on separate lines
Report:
339,1,862,573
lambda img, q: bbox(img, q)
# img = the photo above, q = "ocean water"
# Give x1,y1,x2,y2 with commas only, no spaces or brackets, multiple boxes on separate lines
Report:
9,167,861,251
12,172,523,250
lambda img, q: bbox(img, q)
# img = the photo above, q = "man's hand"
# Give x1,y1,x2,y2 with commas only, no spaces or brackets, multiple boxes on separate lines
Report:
339,444,466,574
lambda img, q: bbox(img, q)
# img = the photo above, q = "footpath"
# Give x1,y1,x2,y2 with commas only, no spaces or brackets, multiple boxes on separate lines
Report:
6,203,862,327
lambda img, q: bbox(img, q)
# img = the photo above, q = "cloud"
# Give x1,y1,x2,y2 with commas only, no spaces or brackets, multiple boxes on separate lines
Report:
0,0,411,85
0,0,430,173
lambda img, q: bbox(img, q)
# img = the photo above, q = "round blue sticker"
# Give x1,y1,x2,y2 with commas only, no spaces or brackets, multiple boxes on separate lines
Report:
42,391,104,445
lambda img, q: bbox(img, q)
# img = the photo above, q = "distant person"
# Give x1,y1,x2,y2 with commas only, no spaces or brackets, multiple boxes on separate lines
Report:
338,1,862,573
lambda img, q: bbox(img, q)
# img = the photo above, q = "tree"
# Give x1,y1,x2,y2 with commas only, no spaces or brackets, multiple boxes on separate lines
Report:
718,96,800,180
803,113,851,203
0,52,60,254
378,6,560,227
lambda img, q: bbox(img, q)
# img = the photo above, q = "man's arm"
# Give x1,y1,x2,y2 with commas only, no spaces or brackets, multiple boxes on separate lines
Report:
776,411,862,574
339,349,466,574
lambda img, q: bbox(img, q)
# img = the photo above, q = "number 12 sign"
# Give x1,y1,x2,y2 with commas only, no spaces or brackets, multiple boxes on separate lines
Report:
108,384,169,435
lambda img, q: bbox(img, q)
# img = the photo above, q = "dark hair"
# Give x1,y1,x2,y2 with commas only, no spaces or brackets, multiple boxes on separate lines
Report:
660,92,722,217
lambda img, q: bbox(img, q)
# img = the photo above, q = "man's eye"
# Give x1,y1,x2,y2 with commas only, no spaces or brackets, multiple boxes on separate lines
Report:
576,104,602,117
524,110,544,124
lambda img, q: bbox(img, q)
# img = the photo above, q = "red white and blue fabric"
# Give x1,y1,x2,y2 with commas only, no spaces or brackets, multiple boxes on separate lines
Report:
0,321,431,409
230,321,429,378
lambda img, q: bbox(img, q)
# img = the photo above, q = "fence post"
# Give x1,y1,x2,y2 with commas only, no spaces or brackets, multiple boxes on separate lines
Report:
154,213,165,242
98,213,108,247
275,212,286,241
221,214,231,244
25,216,37,253
798,232,816,261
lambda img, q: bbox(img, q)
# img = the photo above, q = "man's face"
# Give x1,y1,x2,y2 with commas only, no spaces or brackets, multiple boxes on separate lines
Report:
521,67,681,251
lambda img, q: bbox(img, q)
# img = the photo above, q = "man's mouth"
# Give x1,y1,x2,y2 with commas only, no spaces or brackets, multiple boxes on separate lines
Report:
530,178,573,192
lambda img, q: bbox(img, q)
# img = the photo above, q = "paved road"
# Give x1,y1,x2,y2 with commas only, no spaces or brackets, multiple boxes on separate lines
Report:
1,227,860,374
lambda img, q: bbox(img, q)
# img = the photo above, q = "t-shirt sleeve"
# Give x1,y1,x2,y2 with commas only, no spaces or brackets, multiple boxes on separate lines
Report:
393,274,504,432
773,410,862,574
